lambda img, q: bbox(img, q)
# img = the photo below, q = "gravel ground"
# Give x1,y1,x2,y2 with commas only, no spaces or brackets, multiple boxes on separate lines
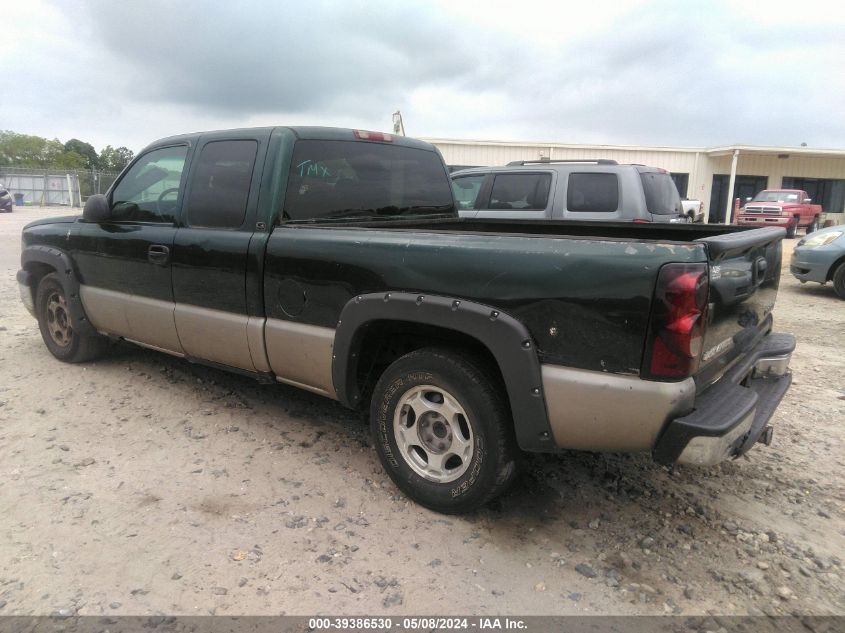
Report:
0,207,842,617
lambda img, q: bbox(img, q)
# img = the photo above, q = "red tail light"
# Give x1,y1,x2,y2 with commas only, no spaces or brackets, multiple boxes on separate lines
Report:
633,219,651,223
643,263,709,380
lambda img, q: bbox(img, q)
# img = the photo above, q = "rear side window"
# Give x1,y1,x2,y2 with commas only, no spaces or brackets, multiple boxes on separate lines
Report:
451,174,485,210
284,140,454,221
640,172,682,215
486,173,551,210
186,140,258,228
567,173,619,212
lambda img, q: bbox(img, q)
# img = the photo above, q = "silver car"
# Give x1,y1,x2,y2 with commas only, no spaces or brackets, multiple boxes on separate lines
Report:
790,224,845,299
451,160,689,223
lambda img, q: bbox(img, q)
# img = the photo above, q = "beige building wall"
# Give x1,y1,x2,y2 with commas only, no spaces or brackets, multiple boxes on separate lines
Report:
434,140,700,175
706,154,845,184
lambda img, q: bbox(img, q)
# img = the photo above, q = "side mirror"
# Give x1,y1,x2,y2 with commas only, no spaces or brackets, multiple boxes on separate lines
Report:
745,197,752,202
83,194,111,223
804,198,812,203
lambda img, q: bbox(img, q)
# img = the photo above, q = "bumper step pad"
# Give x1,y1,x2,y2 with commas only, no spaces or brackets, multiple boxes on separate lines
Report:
653,332,795,465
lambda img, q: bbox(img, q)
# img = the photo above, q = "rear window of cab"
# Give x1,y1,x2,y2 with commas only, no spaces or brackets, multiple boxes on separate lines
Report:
283,140,454,221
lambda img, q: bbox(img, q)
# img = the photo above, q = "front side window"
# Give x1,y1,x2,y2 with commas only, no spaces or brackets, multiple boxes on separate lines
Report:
283,140,454,222
568,173,619,212
451,175,485,210
111,146,188,223
486,173,551,210
185,140,258,228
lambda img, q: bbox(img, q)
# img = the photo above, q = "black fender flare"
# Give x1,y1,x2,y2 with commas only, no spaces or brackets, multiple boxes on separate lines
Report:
20,245,97,335
332,292,554,451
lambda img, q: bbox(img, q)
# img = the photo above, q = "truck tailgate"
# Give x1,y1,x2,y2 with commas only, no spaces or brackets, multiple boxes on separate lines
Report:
695,227,785,387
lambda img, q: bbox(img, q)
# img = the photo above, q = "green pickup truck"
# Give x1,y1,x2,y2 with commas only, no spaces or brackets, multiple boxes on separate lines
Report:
17,126,794,513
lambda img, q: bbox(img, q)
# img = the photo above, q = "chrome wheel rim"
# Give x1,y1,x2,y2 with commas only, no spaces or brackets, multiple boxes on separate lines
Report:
45,291,73,348
393,385,474,483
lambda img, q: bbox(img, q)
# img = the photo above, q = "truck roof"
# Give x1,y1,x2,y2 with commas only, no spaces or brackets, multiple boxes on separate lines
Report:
146,126,436,153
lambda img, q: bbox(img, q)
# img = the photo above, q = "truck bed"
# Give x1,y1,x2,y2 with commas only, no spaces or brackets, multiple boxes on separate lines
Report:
268,219,784,388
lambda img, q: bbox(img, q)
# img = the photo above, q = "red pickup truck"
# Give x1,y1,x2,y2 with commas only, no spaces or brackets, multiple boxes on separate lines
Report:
736,189,822,238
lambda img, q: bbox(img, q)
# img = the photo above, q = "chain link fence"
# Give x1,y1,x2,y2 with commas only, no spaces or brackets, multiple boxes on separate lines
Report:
0,167,120,207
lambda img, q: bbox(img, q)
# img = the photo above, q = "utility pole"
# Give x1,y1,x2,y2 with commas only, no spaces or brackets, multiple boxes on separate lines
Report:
392,111,406,136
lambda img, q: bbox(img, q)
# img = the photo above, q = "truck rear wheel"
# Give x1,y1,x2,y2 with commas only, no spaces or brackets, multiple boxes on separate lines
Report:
370,348,518,514
36,273,107,363
806,216,819,234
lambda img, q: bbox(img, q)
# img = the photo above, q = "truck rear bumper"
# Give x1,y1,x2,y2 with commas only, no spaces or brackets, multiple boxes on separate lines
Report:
653,332,795,466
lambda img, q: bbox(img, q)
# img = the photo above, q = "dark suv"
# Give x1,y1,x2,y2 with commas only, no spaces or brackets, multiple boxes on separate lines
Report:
451,160,688,223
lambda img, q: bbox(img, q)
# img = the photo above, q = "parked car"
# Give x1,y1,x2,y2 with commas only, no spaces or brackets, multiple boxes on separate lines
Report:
736,189,823,238
790,224,845,299
682,198,705,223
450,160,690,223
18,127,794,513
0,185,13,213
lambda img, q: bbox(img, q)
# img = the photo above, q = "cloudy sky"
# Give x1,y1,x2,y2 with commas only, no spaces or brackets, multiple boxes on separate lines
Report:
3,0,844,153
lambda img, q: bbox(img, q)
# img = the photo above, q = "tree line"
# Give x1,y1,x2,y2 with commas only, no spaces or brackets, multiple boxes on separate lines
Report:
0,131,134,173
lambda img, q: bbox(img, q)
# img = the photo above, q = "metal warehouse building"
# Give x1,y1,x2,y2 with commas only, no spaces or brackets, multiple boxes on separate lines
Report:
425,138,845,225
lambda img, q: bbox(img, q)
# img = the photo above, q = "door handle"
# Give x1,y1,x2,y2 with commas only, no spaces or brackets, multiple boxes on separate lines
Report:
148,244,170,265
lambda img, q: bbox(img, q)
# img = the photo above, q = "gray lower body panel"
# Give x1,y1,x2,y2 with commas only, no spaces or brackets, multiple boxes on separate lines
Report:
174,303,255,371
80,285,183,355
541,365,695,452
79,286,337,396
265,319,337,399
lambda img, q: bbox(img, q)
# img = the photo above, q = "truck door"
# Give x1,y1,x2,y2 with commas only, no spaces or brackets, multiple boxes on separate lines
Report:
74,144,190,354
171,133,269,371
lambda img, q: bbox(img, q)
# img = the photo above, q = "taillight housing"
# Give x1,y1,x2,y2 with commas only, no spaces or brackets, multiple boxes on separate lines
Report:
642,262,709,380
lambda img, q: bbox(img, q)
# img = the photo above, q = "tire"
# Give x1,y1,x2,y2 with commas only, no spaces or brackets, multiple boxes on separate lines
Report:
370,347,519,514
35,273,107,362
806,217,819,234
833,263,845,300
786,217,798,238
